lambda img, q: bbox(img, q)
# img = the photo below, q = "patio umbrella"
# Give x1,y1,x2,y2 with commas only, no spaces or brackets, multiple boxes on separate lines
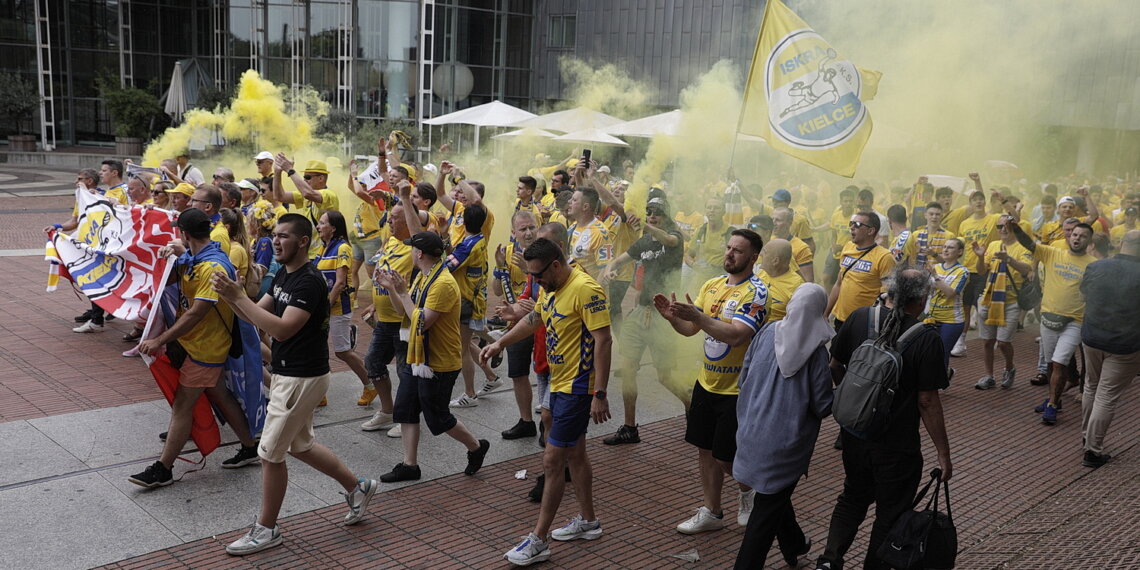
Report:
606,110,682,138
512,106,624,133
491,127,558,140
163,61,187,123
551,128,630,147
424,100,537,153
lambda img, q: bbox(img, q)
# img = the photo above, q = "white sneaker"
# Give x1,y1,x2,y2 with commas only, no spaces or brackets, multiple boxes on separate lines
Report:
342,477,378,525
676,506,725,535
361,411,395,432
386,424,402,438
73,321,104,333
1001,368,1017,390
551,514,603,541
738,489,756,527
504,532,551,566
950,336,967,357
122,346,140,357
449,394,479,408
476,378,502,396
226,523,282,555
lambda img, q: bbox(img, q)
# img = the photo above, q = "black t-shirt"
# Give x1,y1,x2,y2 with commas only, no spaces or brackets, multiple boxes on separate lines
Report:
625,229,684,305
269,263,330,377
830,305,948,451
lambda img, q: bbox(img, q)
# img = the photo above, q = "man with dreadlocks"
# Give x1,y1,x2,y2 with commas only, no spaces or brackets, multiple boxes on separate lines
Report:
815,267,953,570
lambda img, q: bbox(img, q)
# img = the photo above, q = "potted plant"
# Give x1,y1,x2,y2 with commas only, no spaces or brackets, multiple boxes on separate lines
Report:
0,72,41,152
98,78,161,156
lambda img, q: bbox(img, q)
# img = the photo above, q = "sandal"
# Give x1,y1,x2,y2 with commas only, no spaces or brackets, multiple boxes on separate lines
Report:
1030,372,1049,386
122,328,143,342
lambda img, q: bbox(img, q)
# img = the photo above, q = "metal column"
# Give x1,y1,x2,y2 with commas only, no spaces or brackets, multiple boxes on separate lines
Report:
418,0,436,149
335,0,354,113
117,0,134,87
213,1,227,87
32,0,56,151
289,0,308,99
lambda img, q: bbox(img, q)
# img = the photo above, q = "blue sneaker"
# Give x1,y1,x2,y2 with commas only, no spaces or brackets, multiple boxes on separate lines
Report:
1042,403,1058,425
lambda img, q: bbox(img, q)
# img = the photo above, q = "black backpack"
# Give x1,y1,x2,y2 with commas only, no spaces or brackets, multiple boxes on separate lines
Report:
832,306,929,439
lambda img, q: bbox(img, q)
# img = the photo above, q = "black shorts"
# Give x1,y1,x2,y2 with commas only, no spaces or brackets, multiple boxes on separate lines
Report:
962,272,986,307
506,334,534,379
364,321,405,379
460,298,474,324
684,381,739,462
392,367,460,436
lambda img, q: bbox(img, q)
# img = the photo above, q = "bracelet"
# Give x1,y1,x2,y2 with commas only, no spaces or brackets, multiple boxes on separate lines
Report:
52,224,63,230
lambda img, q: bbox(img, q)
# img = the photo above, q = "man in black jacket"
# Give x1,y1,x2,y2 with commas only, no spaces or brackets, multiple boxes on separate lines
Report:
1079,229,1140,468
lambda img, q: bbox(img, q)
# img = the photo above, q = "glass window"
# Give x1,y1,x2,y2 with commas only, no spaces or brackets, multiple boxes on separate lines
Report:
358,1,417,61
130,3,159,52
549,15,575,49
0,0,36,43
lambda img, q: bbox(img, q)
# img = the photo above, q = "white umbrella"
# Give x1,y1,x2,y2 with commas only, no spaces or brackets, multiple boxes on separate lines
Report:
606,110,682,138
491,127,558,140
423,100,537,153
551,128,630,147
164,61,187,123
512,106,624,133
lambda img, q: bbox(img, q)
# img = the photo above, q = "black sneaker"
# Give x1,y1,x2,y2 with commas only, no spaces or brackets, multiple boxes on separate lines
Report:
464,439,490,475
128,460,173,488
528,474,545,503
221,444,260,469
105,314,115,322
502,419,537,440
784,537,812,567
1083,450,1111,468
74,309,94,323
379,462,422,483
159,431,167,442
538,421,545,448
602,424,640,445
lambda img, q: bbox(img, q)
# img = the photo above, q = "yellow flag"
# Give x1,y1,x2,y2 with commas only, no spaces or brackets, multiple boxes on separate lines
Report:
739,0,874,178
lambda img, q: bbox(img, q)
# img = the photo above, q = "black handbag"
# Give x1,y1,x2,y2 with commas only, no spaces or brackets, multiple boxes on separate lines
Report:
1003,265,1041,311
877,468,958,569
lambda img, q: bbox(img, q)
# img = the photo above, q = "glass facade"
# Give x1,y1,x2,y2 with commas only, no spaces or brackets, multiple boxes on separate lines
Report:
0,0,533,146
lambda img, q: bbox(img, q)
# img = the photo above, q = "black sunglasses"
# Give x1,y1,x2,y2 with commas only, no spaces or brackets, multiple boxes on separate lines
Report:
849,220,870,229
303,175,313,180
527,258,556,277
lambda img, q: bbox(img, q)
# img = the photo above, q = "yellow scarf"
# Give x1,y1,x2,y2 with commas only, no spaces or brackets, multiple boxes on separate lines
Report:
981,254,1010,327
407,262,447,378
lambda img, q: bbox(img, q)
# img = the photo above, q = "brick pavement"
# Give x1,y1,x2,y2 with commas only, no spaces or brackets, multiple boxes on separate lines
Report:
98,331,1140,569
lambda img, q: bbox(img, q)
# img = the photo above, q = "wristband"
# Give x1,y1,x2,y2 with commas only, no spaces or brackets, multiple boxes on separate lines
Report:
52,224,63,230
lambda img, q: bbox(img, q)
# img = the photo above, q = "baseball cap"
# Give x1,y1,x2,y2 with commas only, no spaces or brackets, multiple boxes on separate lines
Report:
597,165,611,174
403,231,445,257
236,179,259,192
1127,207,1138,216
771,188,792,202
176,207,212,236
254,151,274,161
166,182,195,196
1058,195,1076,206
303,160,330,175
646,197,669,215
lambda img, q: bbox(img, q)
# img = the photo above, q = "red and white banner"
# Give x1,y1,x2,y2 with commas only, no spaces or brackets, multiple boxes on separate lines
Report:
45,189,177,321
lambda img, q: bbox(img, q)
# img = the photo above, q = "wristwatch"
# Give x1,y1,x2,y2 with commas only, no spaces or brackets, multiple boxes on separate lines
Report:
286,169,296,177
594,390,607,400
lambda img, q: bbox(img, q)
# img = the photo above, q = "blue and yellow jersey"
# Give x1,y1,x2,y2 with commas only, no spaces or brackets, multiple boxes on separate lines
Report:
447,233,488,320
694,274,768,395
569,218,613,277
177,256,234,366
447,201,495,250
313,238,352,316
499,242,529,299
371,237,415,323
903,228,955,266
928,262,969,324
540,269,611,394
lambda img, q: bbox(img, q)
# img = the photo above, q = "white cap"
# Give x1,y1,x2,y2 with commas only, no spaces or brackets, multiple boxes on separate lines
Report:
422,163,438,174
597,165,611,173
1058,195,1076,206
254,151,274,161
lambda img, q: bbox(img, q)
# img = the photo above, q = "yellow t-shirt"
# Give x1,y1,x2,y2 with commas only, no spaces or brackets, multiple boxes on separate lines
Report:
228,241,250,287
832,243,896,322
410,262,463,372
354,198,385,240
72,184,130,218
789,236,814,271
1039,220,1064,243
447,202,496,251
1034,244,1094,321
688,222,731,279
540,268,611,394
601,209,636,281
371,238,415,323
210,218,232,256
956,214,999,273
790,209,814,242
928,262,969,324
1110,223,1137,247
942,205,971,235
694,274,768,395
674,211,705,236
569,218,613,277
314,240,353,316
830,207,855,259
292,189,340,258
448,233,488,320
757,269,803,322
981,240,1033,304
549,210,569,229
903,228,956,266
514,199,543,221
177,259,233,366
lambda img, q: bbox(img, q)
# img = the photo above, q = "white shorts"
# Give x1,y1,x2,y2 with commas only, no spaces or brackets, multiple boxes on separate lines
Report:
977,303,1020,343
258,373,330,463
329,313,357,353
1040,321,1082,365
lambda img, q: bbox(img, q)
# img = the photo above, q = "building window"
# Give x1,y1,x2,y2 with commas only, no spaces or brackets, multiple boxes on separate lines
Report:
548,15,574,49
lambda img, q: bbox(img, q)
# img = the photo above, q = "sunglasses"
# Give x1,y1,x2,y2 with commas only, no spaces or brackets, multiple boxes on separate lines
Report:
527,258,555,278
646,209,665,216
996,224,1006,230
151,190,164,196
849,220,870,229
303,175,313,180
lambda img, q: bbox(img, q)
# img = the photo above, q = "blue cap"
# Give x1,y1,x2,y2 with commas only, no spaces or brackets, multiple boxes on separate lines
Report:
771,189,792,203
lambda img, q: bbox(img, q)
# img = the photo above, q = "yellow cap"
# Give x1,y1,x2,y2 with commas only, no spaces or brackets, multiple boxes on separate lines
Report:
167,182,195,196
303,160,329,175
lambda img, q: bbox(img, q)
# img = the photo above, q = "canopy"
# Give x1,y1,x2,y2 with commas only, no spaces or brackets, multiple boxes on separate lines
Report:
551,128,630,147
491,127,558,140
512,106,624,133
605,110,682,138
423,100,536,127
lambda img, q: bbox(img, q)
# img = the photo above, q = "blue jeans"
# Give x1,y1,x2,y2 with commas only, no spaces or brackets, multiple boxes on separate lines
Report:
935,322,964,372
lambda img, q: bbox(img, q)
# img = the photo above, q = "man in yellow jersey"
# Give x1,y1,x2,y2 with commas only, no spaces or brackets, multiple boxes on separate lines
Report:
566,186,613,278
482,238,613,566
656,229,768,533
971,221,1034,391
489,210,541,440
188,185,232,255
1035,193,1060,239
595,177,637,327
902,202,955,268
445,203,493,409
1110,207,1138,248
359,203,414,435
347,159,389,301
375,231,491,483
128,208,259,487
435,161,495,250
937,185,970,235
771,207,814,283
515,176,544,220
686,198,734,286
952,175,1001,358
1009,216,1094,426
757,239,804,322
823,188,858,289
270,154,339,258
770,188,815,252
827,212,896,331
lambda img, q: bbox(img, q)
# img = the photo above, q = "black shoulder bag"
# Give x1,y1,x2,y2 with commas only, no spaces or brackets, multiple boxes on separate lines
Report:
878,468,958,570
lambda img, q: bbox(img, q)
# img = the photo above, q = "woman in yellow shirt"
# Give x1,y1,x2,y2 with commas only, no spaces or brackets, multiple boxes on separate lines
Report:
926,238,969,377
315,210,374,406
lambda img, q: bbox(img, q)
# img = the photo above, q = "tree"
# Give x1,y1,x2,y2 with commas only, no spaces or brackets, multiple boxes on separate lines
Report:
97,78,162,139
0,73,41,135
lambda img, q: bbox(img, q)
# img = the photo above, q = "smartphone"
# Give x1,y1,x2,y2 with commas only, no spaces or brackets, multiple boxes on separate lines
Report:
582,148,592,164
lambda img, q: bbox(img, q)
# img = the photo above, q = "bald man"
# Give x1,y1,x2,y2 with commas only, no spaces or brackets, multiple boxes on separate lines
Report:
771,208,815,283
756,239,805,322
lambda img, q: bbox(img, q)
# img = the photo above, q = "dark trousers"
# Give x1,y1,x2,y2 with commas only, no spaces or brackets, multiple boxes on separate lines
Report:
820,432,923,570
734,481,807,569
90,302,105,325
